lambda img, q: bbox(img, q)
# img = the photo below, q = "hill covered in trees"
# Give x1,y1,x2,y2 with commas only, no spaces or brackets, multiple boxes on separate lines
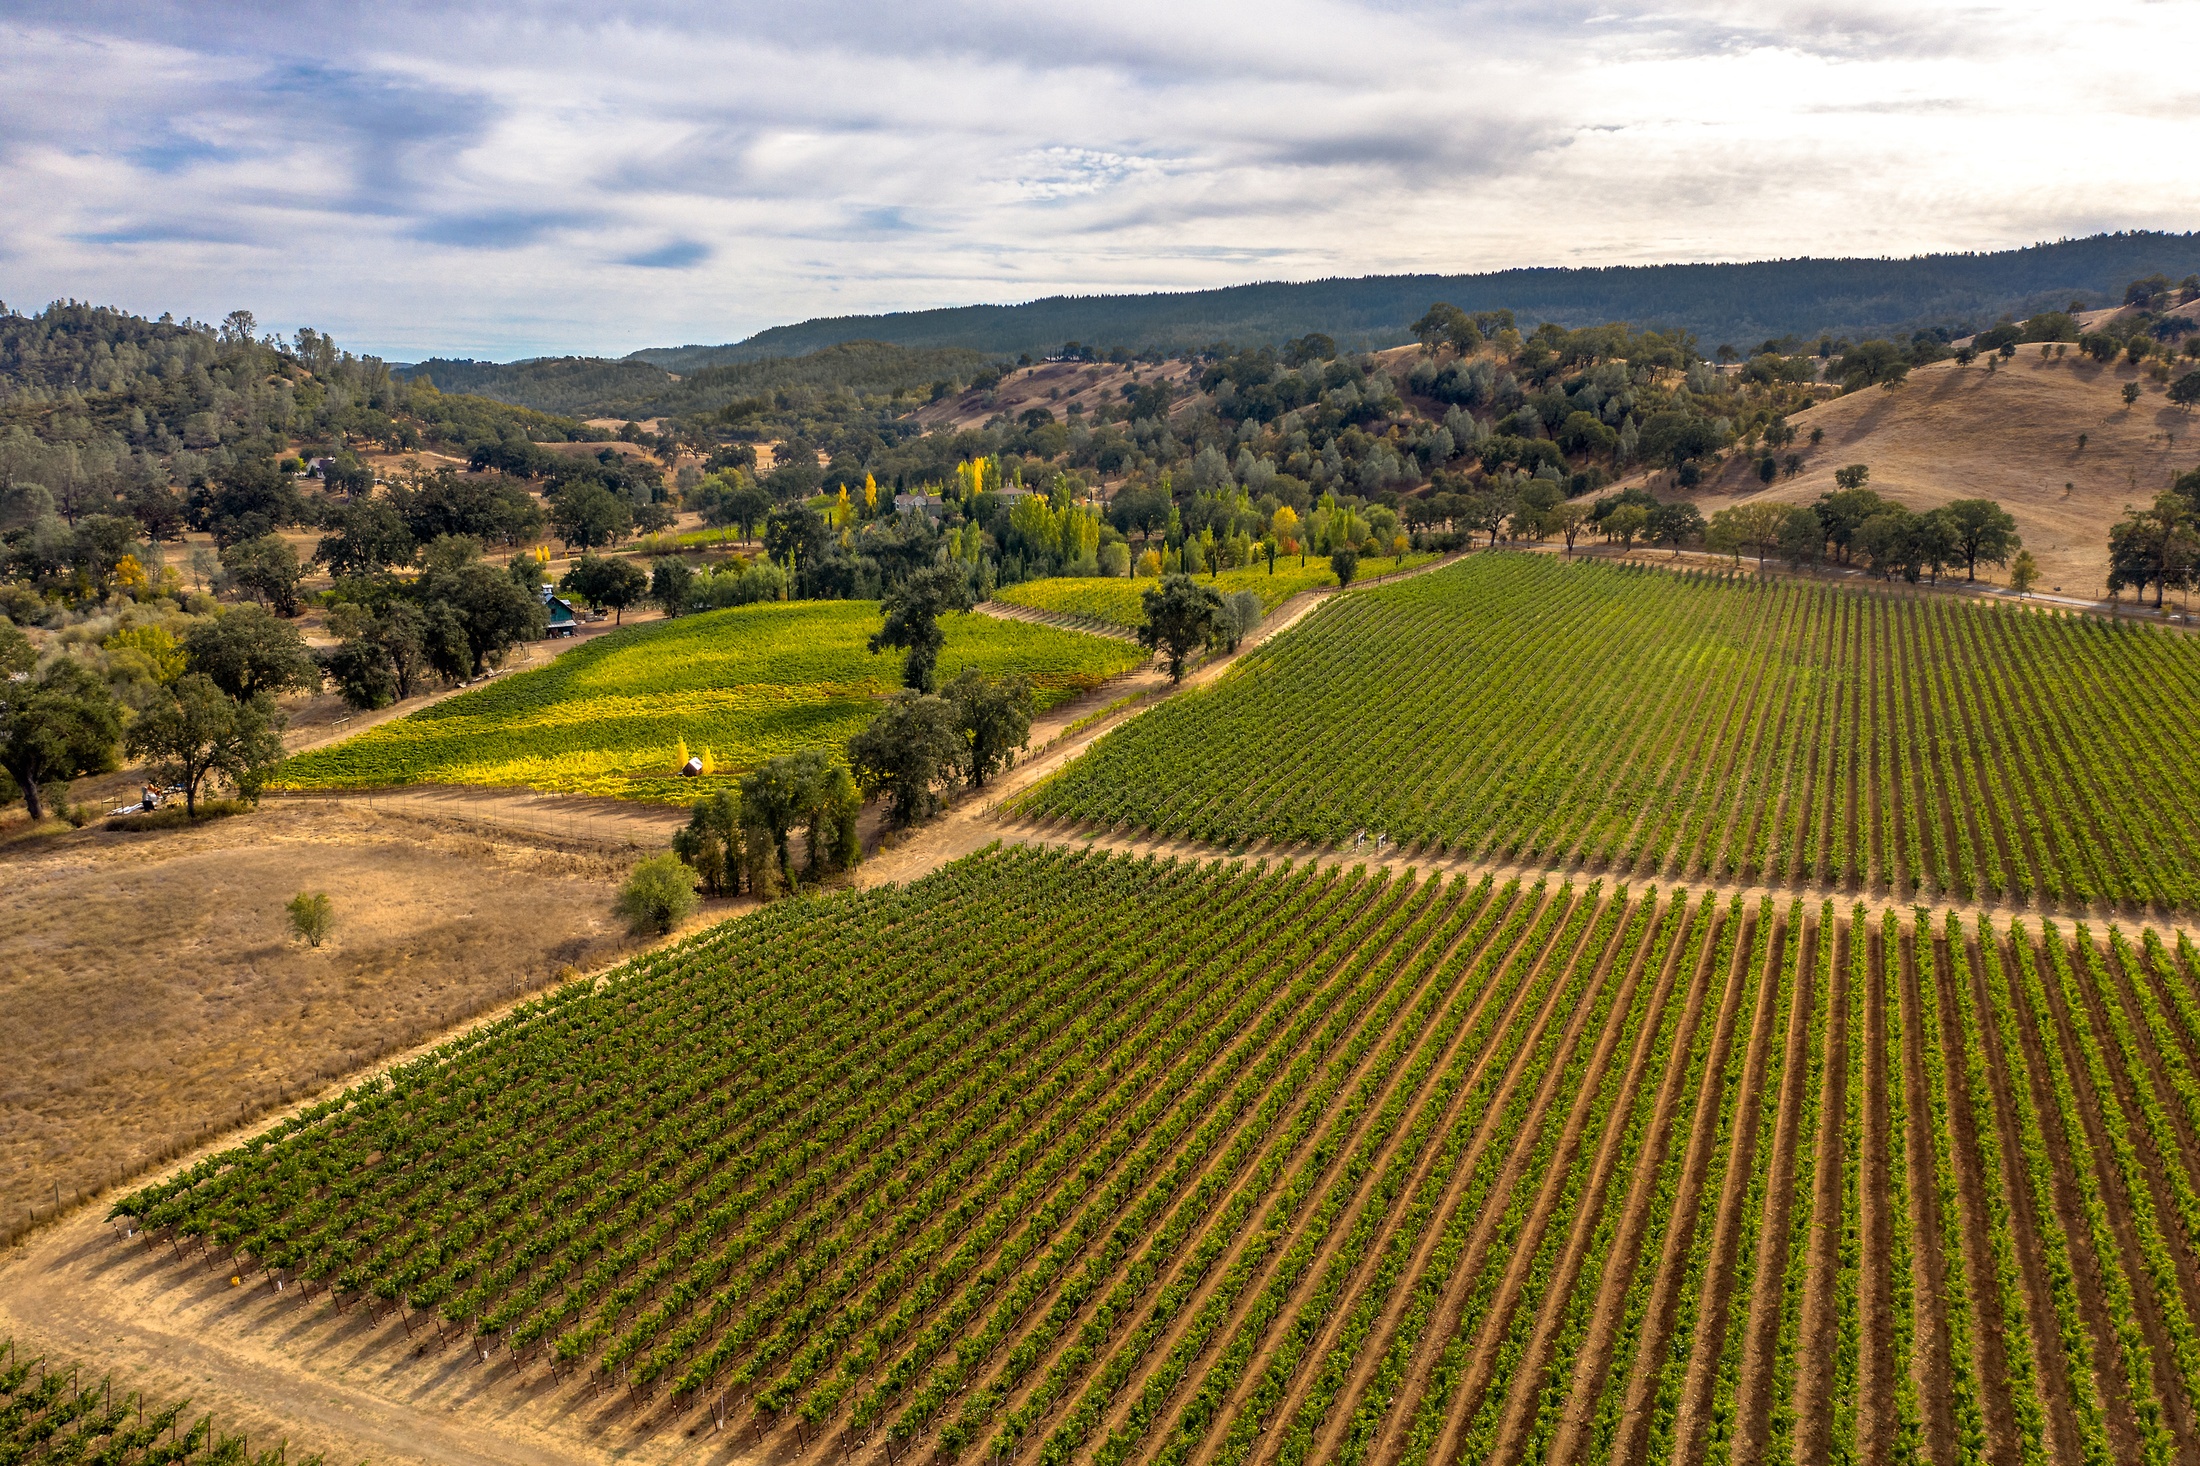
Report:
399,341,989,421
631,232,2200,367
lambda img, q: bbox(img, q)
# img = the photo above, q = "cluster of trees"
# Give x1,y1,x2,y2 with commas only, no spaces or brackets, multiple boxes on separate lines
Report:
645,271,2184,611
0,303,601,558
664,665,1037,905
316,468,545,574
1137,574,1267,682
2108,469,2200,607
845,668,1037,826
461,443,673,550
670,747,862,902
1696,473,2026,585
410,340,994,433
319,537,546,709
0,290,1888,636
665,566,1043,897
0,604,308,820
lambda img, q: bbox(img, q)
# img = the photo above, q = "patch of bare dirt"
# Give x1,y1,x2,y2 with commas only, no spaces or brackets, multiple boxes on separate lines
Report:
0,800,657,1234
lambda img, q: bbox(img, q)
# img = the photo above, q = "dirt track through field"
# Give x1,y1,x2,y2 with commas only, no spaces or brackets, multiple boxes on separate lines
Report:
16,548,2200,1466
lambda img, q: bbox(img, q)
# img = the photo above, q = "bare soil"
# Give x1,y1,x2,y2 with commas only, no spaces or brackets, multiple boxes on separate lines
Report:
1792,918,1851,1465
1861,920,1894,1462
1358,898,1610,1465
1665,912,1786,1466
1540,902,1726,1466
1428,899,1678,1466
1728,916,1821,1465
1927,932,2023,1466
1964,932,2086,1466
1895,931,1961,1465
1075,881,1467,1456
1606,905,1759,1466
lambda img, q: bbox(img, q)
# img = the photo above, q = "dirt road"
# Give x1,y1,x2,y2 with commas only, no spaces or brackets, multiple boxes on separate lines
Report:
261,784,691,848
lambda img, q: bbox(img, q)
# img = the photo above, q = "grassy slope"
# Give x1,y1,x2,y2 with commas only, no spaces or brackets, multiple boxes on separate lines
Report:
275,600,1145,802
994,553,1441,629
1678,353,2196,598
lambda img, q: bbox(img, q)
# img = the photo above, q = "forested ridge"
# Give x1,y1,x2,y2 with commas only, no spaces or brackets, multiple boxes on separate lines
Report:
400,341,991,421
633,231,2200,368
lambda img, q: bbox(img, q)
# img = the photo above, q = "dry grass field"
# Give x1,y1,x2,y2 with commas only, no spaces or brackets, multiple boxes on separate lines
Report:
0,800,647,1236
913,357,1203,433
1683,353,2197,597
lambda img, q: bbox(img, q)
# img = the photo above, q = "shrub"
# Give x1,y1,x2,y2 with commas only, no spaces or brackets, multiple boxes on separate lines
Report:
286,891,334,948
616,853,700,934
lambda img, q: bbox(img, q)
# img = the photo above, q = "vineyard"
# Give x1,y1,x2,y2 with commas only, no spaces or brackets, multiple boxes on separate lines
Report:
992,555,1439,632
1017,552,2200,910
274,599,1143,802
0,1338,318,1464
113,846,2200,1464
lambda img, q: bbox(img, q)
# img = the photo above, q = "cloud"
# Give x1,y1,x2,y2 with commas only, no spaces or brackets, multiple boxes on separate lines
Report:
0,1,2192,358
620,239,711,269
412,211,595,250
70,218,258,246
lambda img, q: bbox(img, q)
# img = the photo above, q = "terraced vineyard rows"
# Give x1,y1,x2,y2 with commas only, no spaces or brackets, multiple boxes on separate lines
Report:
1014,552,2200,910
113,847,2200,1463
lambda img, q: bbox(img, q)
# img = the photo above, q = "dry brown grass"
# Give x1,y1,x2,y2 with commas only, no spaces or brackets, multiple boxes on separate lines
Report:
0,800,647,1234
1679,353,2198,596
913,357,1202,434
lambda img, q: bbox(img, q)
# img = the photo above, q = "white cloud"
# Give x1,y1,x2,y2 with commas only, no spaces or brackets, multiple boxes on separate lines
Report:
0,0,2192,358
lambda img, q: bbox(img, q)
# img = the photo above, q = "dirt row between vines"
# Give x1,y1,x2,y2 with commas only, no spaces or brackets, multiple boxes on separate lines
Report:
897,874,1412,1466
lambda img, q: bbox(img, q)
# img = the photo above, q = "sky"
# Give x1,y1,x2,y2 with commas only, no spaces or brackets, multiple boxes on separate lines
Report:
2,1,2195,361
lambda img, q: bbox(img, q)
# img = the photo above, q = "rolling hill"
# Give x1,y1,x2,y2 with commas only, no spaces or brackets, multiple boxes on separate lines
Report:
1681,351,2195,598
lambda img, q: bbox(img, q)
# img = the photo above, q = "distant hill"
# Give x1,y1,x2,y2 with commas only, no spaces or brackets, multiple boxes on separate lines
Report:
396,356,672,417
631,232,2200,369
396,341,988,420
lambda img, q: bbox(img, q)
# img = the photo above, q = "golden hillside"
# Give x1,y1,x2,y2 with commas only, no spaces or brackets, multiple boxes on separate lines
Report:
912,357,1203,433
1687,352,2194,596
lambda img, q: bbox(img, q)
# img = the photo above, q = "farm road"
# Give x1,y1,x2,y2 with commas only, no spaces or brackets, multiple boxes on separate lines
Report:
263,783,689,848
976,818,2200,943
